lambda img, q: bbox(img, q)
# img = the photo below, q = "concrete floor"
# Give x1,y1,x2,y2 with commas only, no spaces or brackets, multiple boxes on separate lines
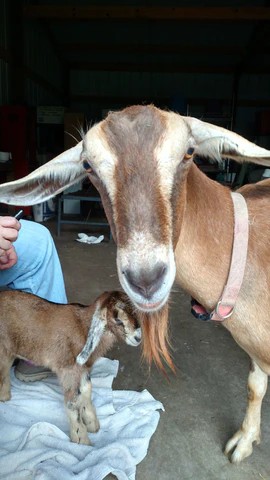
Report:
49,222,270,480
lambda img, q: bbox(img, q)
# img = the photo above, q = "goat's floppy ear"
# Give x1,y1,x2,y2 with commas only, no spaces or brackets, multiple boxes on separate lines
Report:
76,304,106,365
184,116,270,166
0,141,87,206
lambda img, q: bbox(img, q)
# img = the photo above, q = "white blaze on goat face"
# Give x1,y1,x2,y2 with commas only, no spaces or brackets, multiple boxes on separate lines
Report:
155,110,192,197
82,123,118,203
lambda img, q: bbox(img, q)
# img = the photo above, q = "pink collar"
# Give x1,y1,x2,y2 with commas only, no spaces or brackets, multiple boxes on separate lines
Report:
210,192,249,321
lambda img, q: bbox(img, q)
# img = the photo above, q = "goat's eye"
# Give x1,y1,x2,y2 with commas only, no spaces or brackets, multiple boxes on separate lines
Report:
115,318,123,326
83,160,92,172
184,148,194,160
83,160,99,178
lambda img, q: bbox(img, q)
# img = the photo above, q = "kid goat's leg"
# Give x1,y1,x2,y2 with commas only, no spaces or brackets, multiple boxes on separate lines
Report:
225,359,268,464
0,355,14,402
57,365,99,445
58,367,91,445
80,371,100,434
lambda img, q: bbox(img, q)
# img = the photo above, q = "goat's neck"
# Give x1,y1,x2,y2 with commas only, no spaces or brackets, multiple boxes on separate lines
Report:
175,163,234,310
86,332,117,367
74,305,100,347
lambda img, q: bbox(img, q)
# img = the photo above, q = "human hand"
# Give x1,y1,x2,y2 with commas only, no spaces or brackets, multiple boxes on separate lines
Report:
0,216,21,270
0,245,18,270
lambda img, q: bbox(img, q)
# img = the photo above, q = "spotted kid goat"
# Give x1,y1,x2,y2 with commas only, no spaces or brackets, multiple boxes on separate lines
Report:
0,289,141,445
1,105,270,463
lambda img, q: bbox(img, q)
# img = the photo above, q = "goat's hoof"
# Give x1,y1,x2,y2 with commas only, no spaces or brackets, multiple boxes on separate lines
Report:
82,408,100,433
224,429,260,464
85,417,100,433
0,391,11,402
78,435,91,446
70,430,91,446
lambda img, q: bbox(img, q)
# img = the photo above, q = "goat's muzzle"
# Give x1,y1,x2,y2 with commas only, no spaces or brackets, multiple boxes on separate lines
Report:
123,263,167,300
117,245,176,313
126,327,142,347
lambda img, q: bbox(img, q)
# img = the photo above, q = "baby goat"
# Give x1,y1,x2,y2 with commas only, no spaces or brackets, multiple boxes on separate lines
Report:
0,289,141,445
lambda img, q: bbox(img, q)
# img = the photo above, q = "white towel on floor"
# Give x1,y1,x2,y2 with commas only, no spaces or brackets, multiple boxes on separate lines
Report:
0,358,164,480
76,233,104,244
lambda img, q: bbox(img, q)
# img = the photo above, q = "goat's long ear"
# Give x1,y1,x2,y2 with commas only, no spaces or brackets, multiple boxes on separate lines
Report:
184,117,270,166
0,141,87,206
76,304,106,365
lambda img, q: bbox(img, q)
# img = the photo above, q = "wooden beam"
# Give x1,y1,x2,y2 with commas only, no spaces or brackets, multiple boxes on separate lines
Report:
60,43,245,55
23,6,270,22
70,62,232,73
69,61,270,74
71,94,270,108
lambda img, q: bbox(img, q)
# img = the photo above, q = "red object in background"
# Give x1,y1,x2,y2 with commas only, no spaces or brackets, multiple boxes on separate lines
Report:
0,105,36,216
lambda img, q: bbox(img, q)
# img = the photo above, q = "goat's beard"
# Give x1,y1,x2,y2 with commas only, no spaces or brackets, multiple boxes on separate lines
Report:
138,302,175,373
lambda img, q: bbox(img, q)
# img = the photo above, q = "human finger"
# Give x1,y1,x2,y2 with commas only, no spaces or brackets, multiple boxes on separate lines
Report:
0,224,20,249
0,246,18,270
0,247,8,256
0,216,21,231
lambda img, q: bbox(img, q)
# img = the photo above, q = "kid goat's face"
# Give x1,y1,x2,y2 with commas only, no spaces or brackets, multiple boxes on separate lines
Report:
104,293,142,347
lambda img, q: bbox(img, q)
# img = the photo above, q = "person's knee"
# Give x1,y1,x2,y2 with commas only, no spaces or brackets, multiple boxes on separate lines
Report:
31,222,53,248
17,220,55,265
32,223,55,263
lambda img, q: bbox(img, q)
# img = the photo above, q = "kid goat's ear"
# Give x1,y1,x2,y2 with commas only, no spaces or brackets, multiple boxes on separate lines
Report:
76,305,106,365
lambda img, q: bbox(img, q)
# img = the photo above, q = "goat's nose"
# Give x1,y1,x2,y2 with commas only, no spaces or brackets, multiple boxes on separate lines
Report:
124,263,167,299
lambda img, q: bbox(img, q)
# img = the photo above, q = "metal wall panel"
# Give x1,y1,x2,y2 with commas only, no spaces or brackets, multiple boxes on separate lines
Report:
0,0,8,47
0,60,9,104
24,21,63,105
25,77,61,106
0,0,9,104
0,1,63,106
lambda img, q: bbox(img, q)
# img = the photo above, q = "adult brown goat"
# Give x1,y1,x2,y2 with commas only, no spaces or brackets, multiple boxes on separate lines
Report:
0,105,270,463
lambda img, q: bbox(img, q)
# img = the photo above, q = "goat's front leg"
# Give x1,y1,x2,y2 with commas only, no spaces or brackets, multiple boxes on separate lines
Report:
225,359,268,464
0,356,14,401
80,371,100,433
65,396,91,445
59,367,91,445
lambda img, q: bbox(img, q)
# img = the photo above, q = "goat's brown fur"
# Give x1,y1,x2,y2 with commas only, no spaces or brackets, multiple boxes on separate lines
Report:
101,106,170,246
139,303,175,373
0,289,141,445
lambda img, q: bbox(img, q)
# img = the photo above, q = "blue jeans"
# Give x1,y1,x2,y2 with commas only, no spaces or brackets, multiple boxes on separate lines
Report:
0,220,67,303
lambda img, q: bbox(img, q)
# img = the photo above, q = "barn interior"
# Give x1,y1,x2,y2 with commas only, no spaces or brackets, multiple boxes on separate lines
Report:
0,1,270,479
